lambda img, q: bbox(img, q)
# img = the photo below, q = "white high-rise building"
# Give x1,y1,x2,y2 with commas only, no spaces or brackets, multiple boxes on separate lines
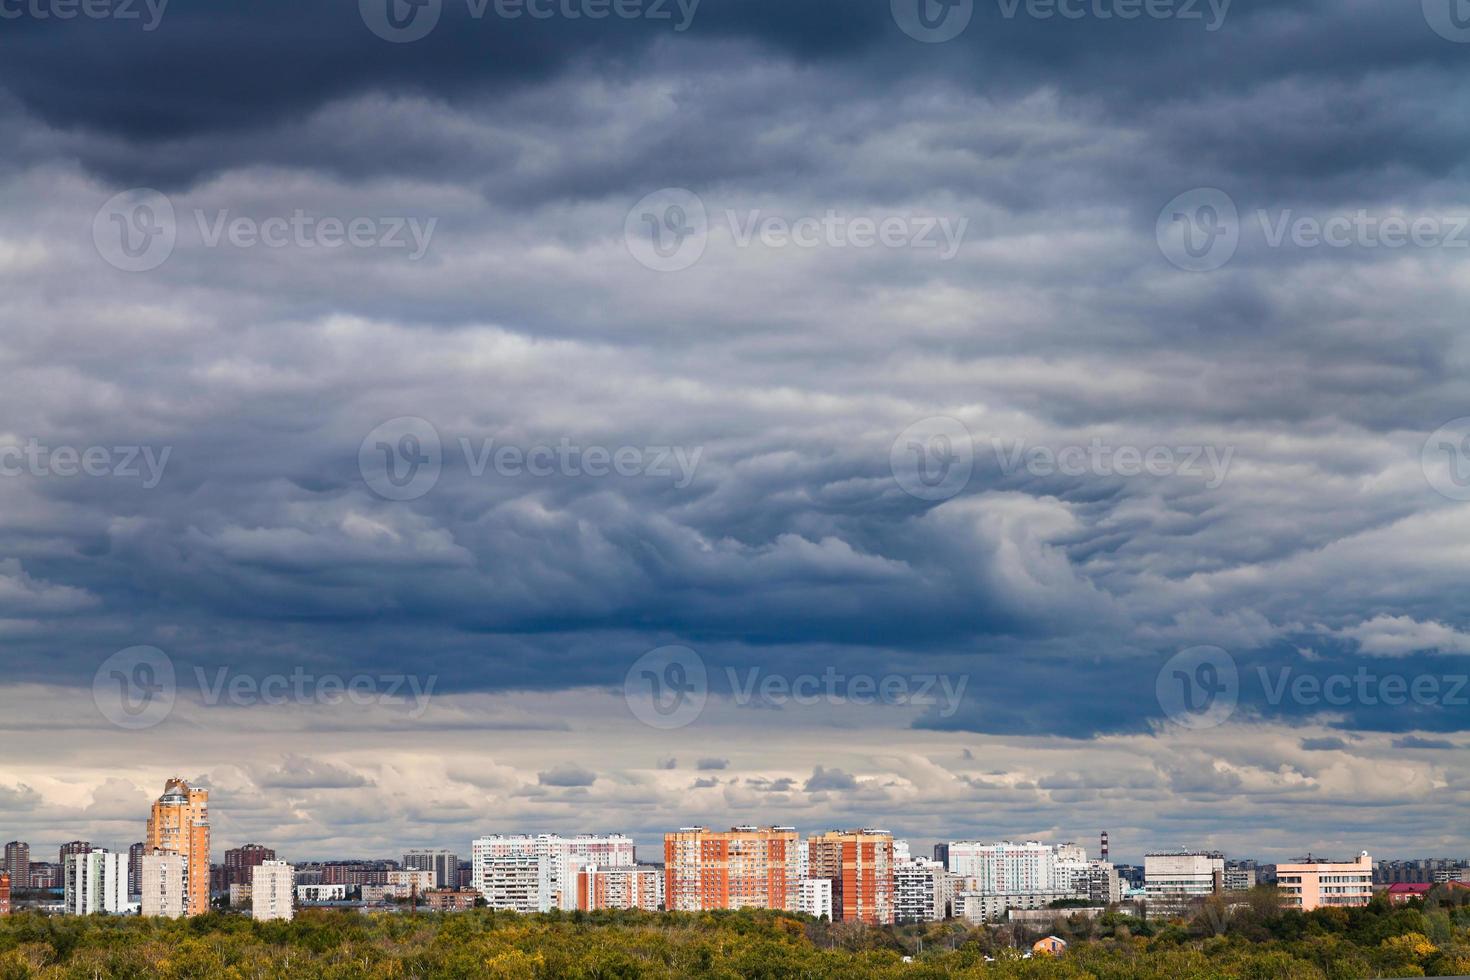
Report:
1144,852,1224,913
798,878,833,920
252,861,294,922
894,858,953,923
64,851,129,915
478,856,554,913
945,841,1058,894
471,835,635,911
403,849,459,888
140,851,188,918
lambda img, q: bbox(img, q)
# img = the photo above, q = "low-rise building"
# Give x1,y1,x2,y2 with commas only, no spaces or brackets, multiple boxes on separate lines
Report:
1277,853,1374,911
425,889,480,911
959,890,1079,924
297,883,350,904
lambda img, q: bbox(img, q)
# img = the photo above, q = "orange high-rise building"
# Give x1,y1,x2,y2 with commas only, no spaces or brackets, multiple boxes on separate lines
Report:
146,778,211,916
0,872,10,916
808,829,895,924
664,826,801,912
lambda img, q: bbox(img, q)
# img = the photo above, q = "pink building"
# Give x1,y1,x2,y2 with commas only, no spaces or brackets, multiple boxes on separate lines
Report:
1277,852,1374,911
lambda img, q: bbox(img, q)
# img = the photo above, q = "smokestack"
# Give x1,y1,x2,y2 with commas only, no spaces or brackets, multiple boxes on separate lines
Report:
1101,831,1110,863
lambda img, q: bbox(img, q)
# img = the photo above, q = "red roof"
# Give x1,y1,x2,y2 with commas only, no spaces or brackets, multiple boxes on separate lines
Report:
1386,883,1434,895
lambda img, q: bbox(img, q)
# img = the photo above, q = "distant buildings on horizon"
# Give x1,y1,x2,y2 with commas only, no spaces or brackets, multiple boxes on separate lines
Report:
2,811,1466,924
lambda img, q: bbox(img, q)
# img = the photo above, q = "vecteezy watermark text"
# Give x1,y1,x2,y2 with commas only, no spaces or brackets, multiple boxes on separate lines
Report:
725,666,968,718
360,0,700,43
1158,188,1470,272
891,0,1230,43
360,416,703,501
0,0,168,30
622,645,969,730
92,646,436,729
625,188,969,272
93,188,438,272
889,416,1237,502
1156,645,1470,730
0,439,171,489
992,437,1235,489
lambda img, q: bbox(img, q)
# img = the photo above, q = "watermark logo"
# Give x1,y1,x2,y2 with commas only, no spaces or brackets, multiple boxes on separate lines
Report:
625,645,708,729
1422,417,1470,502
358,420,703,501
94,189,438,271
1156,645,1238,729
892,0,974,43
1160,189,1470,271
1423,0,1470,42
361,0,443,42
891,416,975,502
360,417,444,502
1157,188,1239,272
93,189,177,273
625,188,709,272
193,667,436,718
0,0,169,30
93,646,176,730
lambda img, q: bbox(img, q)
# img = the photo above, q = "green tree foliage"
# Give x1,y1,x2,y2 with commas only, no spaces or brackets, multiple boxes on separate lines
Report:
0,897,1468,978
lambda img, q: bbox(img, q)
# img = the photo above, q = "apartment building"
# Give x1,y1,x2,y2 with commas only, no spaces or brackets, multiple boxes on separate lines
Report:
471,835,635,911
1277,853,1374,911
146,778,210,916
63,851,129,915
478,856,554,913
403,849,460,889
1055,859,1123,904
577,864,664,911
1144,852,1224,914
252,861,294,922
894,858,952,923
140,851,188,918
945,841,1057,894
0,873,8,916
664,826,802,912
1,843,26,889
798,877,834,920
808,829,895,924
223,845,276,888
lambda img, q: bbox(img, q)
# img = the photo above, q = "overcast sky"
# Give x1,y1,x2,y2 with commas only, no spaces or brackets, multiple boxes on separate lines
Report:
0,0,1468,865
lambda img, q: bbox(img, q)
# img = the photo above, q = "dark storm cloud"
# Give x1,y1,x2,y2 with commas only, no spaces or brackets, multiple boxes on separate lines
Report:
0,0,1467,855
